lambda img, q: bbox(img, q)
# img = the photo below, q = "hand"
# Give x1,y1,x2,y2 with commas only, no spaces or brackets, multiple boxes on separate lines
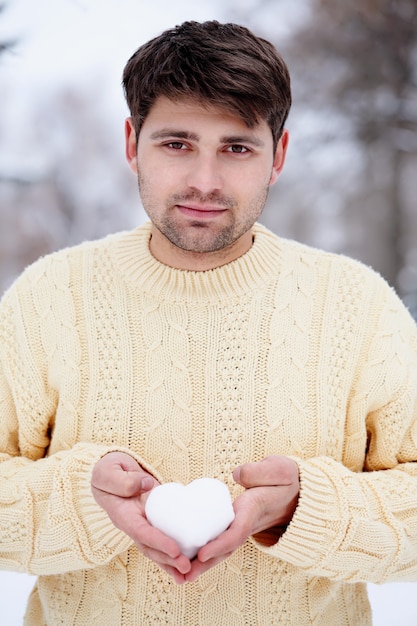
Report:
91,451,192,583
185,455,299,583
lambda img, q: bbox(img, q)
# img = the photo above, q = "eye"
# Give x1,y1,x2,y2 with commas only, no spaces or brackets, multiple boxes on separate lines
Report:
226,144,250,154
166,141,187,150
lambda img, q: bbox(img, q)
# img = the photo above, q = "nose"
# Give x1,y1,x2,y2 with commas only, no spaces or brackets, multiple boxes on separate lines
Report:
185,153,223,195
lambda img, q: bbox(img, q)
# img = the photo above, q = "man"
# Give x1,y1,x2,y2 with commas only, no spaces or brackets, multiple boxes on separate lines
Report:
1,20,417,626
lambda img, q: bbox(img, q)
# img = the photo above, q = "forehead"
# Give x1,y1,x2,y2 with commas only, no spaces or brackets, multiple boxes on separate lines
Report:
140,95,272,141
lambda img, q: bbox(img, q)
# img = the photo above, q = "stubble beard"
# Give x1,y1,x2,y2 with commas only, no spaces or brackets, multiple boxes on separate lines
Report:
138,174,270,254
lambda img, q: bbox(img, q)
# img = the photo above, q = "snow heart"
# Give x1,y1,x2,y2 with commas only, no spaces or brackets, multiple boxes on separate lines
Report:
145,478,235,559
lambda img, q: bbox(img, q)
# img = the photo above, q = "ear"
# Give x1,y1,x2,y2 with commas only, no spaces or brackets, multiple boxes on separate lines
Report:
269,129,289,186
125,117,138,174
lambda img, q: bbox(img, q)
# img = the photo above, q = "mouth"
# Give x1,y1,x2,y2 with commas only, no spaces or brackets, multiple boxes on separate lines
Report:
176,204,228,219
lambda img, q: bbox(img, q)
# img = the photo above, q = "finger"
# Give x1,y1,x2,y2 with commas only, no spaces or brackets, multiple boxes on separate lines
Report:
135,522,193,575
233,455,298,488
93,474,155,498
129,516,184,560
185,553,231,583
160,563,188,584
92,455,157,497
140,543,192,575
196,521,248,564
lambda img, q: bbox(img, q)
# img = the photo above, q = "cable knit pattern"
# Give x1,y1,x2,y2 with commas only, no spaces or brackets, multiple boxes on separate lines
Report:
91,245,127,447
1,222,417,625
142,297,192,482
265,247,314,459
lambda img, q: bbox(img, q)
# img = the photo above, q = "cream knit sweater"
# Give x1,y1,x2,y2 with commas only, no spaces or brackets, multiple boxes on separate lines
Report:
1,223,417,626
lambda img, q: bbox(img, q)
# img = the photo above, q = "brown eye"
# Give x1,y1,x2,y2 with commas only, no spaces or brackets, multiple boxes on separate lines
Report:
227,145,249,154
167,142,187,150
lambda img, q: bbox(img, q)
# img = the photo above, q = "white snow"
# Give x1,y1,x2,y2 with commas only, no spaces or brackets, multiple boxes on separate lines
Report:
145,478,235,559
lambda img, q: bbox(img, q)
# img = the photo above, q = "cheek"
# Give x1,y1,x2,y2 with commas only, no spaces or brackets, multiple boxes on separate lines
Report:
138,167,175,209
139,157,178,189
137,160,156,188
241,169,272,197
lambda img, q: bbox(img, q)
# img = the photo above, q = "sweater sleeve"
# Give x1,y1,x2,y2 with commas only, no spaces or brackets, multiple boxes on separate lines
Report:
257,280,417,584
0,261,160,577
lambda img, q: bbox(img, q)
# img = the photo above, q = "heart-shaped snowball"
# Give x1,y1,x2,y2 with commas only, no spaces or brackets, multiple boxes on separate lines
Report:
145,478,235,559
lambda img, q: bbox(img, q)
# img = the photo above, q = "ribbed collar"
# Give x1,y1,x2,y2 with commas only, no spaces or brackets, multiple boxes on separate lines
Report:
111,222,283,302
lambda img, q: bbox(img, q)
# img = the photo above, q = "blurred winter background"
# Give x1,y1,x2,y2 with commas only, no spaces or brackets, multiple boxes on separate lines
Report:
0,0,416,623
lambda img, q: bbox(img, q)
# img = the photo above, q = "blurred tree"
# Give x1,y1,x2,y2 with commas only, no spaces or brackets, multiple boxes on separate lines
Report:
0,0,145,295
0,2,16,66
286,0,417,295
0,3,140,294
0,82,142,294
0,3,8,53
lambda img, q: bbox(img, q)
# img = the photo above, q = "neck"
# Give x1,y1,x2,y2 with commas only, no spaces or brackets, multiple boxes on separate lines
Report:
148,229,254,271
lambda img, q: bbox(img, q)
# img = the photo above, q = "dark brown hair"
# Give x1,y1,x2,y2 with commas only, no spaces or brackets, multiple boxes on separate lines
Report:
122,20,291,151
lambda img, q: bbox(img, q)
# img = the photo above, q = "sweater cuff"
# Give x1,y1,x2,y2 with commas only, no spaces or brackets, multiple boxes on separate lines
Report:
63,443,165,567
253,457,347,568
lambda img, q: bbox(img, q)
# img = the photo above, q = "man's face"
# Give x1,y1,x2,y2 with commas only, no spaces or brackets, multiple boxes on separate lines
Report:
125,96,288,270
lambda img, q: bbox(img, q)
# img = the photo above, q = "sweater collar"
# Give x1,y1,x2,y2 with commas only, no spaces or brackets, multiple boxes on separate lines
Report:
112,222,283,302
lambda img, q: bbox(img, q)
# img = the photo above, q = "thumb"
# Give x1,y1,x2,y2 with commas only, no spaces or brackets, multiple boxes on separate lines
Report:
233,456,296,488
140,475,155,491
92,451,158,497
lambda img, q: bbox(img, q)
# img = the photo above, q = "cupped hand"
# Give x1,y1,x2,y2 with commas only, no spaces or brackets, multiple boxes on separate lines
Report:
185,455,299,583
91,451,192,583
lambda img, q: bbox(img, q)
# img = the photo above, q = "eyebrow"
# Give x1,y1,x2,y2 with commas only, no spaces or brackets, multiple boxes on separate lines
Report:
149,129,265,148
150,130,199,142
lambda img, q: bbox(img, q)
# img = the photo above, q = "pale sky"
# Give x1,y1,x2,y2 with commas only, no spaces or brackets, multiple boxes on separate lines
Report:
1,0,224,79
0,0,228,116
0,0,302,101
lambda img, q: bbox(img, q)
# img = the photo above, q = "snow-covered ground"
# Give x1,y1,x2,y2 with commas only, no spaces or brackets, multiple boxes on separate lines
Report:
0,571,416,625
